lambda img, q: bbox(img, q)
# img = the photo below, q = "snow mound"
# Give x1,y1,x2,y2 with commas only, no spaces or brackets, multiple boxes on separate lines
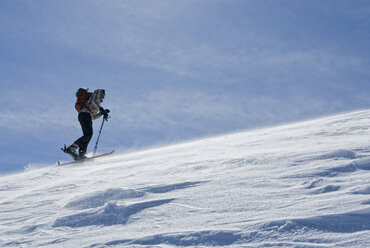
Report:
263,207,370,233
310,185,341,194
65,188,145,210
353,186,370,195
54,199,174,228
65,181,205,211
101,230,245,247
317,149,357,160
1,110,370,247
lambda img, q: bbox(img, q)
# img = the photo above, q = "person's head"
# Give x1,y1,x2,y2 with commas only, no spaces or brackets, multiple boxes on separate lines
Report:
76,88,88,97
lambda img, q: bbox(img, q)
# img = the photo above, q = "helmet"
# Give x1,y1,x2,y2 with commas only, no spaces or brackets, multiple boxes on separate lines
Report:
76,88,89,97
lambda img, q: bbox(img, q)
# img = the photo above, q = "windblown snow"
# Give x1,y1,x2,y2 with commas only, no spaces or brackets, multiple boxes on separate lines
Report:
1,110,370,247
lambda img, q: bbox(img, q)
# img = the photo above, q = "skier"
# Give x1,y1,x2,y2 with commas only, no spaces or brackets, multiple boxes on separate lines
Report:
63,88,110,160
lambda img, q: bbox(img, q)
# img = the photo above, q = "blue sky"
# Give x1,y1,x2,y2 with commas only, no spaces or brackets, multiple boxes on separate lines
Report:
1,0,370,173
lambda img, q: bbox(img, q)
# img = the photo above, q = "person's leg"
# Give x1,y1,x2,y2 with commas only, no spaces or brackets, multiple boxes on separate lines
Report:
74,112,93,157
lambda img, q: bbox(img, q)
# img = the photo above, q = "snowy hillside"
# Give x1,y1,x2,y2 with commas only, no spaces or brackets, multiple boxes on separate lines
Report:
1,110,370,247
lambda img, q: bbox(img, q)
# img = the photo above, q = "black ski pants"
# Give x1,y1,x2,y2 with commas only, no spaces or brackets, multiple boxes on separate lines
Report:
74,112,93,153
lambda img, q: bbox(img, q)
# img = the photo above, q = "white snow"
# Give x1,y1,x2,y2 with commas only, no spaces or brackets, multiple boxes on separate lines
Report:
1,110,370,247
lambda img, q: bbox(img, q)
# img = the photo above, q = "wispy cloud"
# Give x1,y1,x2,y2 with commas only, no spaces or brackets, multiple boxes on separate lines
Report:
1,0,370,172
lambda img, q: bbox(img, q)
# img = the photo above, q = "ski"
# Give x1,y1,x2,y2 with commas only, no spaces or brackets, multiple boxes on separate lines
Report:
57,150,115,166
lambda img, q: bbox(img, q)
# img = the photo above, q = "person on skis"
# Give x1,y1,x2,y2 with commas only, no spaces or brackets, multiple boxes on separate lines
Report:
63,88,110,160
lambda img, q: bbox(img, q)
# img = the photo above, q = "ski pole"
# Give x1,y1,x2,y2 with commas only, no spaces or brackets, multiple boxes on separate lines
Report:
93,117,105,156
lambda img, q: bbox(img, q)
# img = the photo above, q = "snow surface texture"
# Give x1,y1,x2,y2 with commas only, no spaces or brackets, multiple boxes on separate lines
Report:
1,110,370,247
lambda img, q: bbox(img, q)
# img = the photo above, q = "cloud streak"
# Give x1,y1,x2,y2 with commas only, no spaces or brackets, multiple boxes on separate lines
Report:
1,0,370,172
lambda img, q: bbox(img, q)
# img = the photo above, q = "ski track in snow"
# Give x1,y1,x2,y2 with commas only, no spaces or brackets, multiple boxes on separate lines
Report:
1,110,370,247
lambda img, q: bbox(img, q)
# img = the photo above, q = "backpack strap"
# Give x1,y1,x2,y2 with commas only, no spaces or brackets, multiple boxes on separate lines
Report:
75,92,92,112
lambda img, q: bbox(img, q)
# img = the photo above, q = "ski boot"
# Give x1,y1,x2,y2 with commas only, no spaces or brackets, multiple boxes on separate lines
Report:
62,144,79,160
77,149,87,160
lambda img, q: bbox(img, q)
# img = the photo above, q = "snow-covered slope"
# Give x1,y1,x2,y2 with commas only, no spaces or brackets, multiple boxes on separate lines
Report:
1,110,370,247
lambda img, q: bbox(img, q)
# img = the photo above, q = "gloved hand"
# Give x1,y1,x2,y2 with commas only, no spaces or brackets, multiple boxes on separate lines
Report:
99,107,110,120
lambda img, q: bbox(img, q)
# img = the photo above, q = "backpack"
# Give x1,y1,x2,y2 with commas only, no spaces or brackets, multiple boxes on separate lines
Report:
75,88,92,112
